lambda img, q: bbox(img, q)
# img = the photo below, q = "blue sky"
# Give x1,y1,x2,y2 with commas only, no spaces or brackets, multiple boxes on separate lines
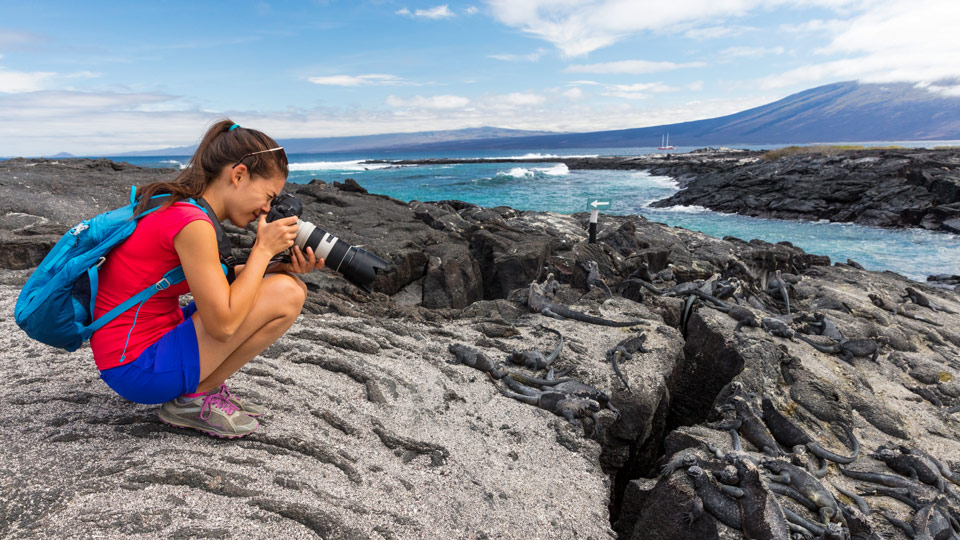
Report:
1,0,958,156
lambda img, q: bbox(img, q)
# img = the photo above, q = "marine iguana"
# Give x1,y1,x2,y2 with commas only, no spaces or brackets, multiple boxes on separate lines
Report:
709,396,783,456
767,481,820,514
871,445,958,494
880,503,958,540
839,467,923,490
761,397,861,464
831,483,871,516
728,456,792,540
761,458,842,525
618,277,665,296
898,446,960,489
860,487,960,534
526,278,647,327
838,502,884,540
781,507,845,540
791,445,830,479
796,335,881,363
447,344,506,379
604,332,650,391
869,293,943,326
506,369,619,418
507,326,563,370
765,270,792,315
796,312,844,341
684,465,743,530
499,376,601,427
903,287,958,314
761,317,796,339
578,260,613,299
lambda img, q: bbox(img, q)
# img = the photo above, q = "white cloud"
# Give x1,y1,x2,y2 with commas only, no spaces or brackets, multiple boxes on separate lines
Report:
397,5,455,19
566,59,705,75
483,0,879,57
483,0,755,57
562,87,583,99
465,6,479,15
916,81,960,97
0,86,780,156
779,18,845,34
500,92,545,106
601,81,678,100
308,74,404,86
684,25,754,39
489,48,547,62
760,0,960,89
0,66,57,93
386,94,470,109
719,46,784,58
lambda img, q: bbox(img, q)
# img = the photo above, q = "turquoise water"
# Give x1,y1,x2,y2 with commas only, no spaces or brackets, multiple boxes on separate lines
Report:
116,147,959,281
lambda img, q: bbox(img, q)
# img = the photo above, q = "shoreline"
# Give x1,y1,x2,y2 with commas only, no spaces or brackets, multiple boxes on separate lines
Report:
367,147,960,235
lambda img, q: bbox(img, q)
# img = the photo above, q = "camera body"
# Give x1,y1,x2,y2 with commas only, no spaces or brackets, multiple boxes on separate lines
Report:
265,193,388,293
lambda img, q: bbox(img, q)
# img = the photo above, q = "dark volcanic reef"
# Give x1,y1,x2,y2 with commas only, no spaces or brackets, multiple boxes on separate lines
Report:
381,146,960,233
1,156,960,539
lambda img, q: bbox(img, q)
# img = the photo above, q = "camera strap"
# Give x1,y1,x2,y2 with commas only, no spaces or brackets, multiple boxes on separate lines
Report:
138,195,236,283
193,197,237,284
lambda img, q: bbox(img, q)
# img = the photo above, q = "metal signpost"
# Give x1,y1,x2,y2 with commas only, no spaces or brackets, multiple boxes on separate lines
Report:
587,198,611,243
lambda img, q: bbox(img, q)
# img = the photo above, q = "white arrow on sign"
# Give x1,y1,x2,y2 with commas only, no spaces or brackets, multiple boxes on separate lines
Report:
590,200,610,208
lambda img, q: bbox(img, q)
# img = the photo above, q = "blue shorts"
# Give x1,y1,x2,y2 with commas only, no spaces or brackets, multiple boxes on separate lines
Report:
100,302,201,404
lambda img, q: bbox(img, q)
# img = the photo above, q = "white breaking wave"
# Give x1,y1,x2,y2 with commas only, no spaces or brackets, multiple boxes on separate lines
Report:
643,203,710,214
630,171,678,189
498,167,535,178
495,163,569,178
537,163,569,175
288,160,397,172
160,160,187,170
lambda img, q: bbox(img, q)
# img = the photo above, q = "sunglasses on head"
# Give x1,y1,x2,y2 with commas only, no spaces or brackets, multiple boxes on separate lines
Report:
232,146,285,169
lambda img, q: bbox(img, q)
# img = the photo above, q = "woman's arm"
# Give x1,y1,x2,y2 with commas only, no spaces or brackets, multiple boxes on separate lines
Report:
175,215,297,340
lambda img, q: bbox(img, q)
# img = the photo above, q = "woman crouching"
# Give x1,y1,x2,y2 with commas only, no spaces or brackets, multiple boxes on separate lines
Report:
91,120,322,438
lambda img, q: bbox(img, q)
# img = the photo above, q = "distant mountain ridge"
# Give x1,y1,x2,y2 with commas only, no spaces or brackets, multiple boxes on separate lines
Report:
118,126,562,157
120,81,960,156
394,81,960,151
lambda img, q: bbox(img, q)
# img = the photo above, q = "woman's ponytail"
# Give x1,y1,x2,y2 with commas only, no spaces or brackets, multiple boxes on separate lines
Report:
135,119,288,214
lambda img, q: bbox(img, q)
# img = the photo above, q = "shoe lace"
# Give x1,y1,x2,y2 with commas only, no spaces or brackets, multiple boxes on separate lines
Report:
218,383,235,402
199,393,239,420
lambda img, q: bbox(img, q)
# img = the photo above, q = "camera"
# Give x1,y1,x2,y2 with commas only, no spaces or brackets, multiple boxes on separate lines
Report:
265,193,388,293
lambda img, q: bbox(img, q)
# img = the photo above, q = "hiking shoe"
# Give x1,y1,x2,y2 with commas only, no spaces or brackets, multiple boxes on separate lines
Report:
218,383,264,417
159,393,258,439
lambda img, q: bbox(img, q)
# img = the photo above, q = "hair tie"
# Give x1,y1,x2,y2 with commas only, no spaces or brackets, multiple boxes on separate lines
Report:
228,124,241,132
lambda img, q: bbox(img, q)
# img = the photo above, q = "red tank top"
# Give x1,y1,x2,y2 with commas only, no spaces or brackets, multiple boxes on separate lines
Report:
91,202,213,370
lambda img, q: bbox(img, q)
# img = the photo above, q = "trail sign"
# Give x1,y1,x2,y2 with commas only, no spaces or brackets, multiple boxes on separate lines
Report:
587,198,612,210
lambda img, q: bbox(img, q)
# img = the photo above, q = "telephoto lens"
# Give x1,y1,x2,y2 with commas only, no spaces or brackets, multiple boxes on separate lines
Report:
265,193,388,292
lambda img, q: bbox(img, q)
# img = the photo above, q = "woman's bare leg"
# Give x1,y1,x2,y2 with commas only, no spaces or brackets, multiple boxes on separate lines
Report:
191,273,306,393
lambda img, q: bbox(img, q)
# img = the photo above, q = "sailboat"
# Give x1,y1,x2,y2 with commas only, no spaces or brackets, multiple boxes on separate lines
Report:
658,133,675,150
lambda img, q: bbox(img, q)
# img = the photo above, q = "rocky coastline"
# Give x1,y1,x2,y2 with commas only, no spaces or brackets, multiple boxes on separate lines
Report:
2,158,960,540
375,147,960,234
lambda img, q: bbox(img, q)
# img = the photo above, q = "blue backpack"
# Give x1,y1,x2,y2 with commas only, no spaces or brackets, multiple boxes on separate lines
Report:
14,187,209,354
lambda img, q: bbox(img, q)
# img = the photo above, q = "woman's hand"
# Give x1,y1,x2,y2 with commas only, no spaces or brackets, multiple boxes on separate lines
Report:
253,214,298,257
267,246,325,275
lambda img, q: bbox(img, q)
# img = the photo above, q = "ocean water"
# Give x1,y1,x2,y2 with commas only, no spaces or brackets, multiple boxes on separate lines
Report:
116,146,960,281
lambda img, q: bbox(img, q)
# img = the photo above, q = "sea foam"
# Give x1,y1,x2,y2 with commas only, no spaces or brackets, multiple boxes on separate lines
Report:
495,163,569,178
630,171,678,189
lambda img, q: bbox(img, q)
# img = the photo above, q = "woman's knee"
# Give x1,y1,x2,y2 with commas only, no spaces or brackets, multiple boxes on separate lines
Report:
263,274,307,315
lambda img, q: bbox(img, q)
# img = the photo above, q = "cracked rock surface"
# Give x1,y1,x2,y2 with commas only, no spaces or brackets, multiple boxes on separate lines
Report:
2,157,960,540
